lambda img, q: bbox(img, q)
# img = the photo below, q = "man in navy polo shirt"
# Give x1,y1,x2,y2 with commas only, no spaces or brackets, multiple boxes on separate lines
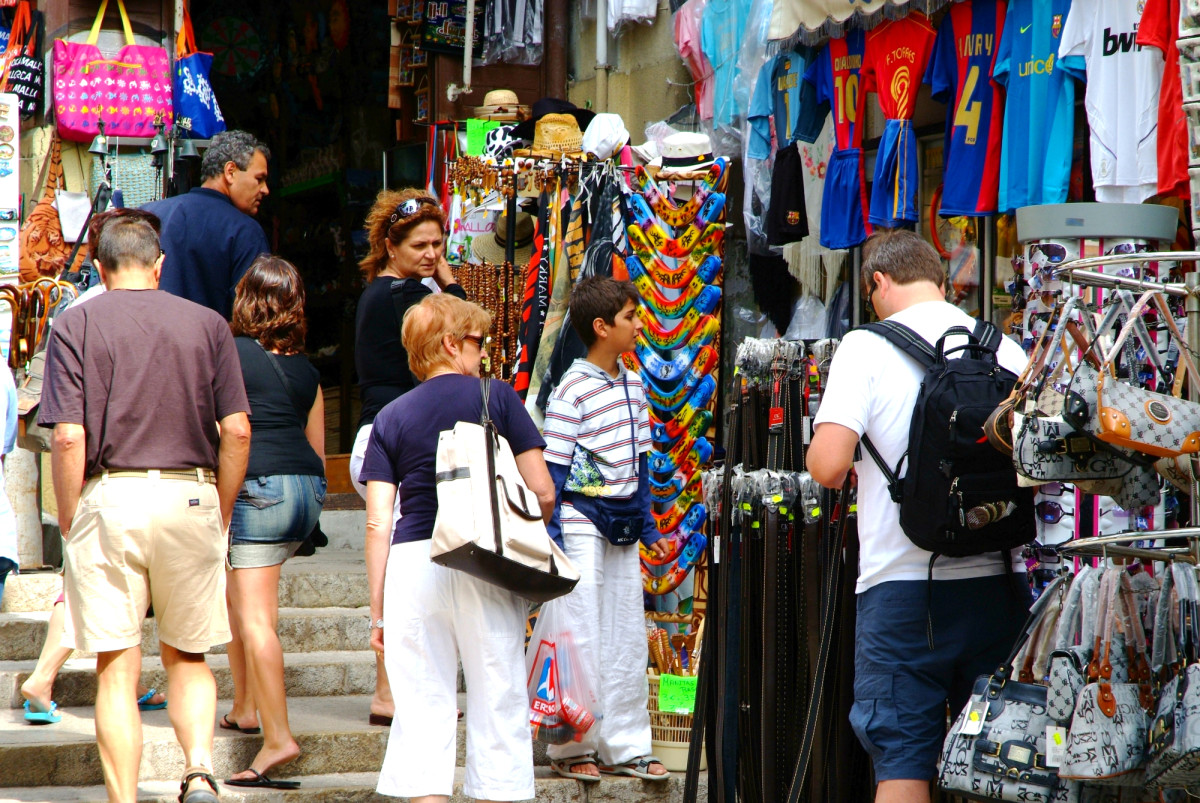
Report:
143,131,271,320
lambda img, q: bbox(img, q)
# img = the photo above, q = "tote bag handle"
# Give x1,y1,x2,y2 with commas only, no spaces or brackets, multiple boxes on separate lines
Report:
86,0,136,47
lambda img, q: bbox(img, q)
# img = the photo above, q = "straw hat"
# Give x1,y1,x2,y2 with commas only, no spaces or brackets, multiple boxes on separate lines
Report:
512,98,596,142
513,114,584,158
471,89,531,122
472,211,536,265
654,132,717,179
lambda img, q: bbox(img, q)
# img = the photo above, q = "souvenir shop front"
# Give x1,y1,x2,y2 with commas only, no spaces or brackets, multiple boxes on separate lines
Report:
657,0,1200,794
13,0,557,456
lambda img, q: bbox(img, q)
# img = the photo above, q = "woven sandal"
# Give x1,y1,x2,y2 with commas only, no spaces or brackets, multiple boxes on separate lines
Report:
599,755,670,781
550,756,602,783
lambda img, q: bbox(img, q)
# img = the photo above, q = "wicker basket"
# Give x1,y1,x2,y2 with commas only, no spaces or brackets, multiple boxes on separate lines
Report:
647,670,706,771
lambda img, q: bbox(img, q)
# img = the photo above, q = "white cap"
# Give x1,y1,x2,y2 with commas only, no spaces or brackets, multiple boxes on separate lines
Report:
581,113,630,160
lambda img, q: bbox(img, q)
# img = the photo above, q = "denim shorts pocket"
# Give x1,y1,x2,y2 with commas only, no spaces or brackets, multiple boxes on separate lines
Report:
240,476,286,510
310,475,328,506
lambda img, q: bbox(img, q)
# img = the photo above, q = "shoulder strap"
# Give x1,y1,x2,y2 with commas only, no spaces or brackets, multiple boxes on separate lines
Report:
252,339,308,428
857,320,937,369
860,434,904,503
972,317,1002,353
479,377,492,426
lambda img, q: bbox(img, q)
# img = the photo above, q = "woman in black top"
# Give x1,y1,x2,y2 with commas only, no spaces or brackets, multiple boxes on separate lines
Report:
350,187,465,726
224,256,326,787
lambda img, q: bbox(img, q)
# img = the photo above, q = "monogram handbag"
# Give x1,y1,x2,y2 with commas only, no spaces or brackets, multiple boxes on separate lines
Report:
1047,566,1098,723
429,378,579,603
1145,563,1200,787
1059,568,1154,787
938,574,1067,802
1074,291,1200,459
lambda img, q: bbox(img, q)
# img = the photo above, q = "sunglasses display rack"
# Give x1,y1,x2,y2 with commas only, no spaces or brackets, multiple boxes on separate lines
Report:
677,336,874,803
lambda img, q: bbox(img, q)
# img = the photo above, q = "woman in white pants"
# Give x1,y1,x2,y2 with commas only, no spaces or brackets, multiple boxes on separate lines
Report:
361,293,555,801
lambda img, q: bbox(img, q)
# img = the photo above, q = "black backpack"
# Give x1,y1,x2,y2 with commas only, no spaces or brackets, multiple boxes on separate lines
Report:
859,318,1035,561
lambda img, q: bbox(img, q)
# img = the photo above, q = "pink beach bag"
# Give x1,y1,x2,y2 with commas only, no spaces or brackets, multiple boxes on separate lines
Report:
53,0,172,142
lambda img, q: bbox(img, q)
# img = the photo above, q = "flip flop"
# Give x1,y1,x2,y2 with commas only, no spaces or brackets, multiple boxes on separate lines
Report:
23,699,61,724
599,755,670,781
550,756,602,783
137,688,167,711
225,769,301,790
218,713,261,735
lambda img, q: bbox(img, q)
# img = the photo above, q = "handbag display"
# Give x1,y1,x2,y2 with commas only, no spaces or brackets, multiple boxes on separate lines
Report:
938,574,1068,802
0,1,40,118
52,0,172,143
1059,568,1154,787
430,378,579,603
1145,563,1200,787
172,0,225,139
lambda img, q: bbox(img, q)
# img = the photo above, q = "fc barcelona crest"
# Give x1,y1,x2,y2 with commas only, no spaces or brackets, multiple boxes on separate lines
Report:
1052,14,1062,37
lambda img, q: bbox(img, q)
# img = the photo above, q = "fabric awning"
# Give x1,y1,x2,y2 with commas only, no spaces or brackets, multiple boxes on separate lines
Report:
770,0,944,43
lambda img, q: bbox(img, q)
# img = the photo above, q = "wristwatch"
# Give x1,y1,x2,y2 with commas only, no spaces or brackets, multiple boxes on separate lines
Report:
370,618,384,630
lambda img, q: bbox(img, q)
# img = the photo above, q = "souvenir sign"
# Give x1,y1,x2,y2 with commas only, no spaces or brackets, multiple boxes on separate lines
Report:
0,95,18,277
419,0,485,56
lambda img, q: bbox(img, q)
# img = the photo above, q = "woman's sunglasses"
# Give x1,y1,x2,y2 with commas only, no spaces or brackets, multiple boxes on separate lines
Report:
388,197,439,225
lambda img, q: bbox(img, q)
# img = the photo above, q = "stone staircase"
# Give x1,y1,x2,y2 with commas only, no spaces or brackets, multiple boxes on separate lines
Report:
0,512,704,801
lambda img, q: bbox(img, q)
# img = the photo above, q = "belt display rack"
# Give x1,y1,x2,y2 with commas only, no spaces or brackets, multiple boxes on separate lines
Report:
682,337,872,803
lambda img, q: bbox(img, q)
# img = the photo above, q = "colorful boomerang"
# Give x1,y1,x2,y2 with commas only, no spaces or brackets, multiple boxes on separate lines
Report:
634,346,719,412
650,433,709,474
626,193,726,259
640,502,707,564
653,492,703,532
634,319,719,383
643,529,708,595
648,468,703,505
626,226,724,288
629,267,714,319
651,377,715,442
625,248,722,295
633,160,727,227
635,284,722,333
654,410,713,450
637,308,715,351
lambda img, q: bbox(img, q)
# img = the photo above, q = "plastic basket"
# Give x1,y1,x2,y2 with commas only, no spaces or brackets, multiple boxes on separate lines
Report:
647,670,706,771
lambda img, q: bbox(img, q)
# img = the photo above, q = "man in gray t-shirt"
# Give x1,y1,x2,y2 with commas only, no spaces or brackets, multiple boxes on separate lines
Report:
40,216,250,803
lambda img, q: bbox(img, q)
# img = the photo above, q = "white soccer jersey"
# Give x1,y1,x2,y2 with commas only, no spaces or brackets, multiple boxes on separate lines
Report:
1058,0,1162,202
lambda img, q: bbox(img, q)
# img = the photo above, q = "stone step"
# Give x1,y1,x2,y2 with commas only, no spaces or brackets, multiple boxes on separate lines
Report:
1,767,704,802
0,694,569,788
0,650,379,709
1,553,370,614
0,605,373,661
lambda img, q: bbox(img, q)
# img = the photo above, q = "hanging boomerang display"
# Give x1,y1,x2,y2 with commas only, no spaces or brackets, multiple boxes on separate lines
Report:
626,158,727,595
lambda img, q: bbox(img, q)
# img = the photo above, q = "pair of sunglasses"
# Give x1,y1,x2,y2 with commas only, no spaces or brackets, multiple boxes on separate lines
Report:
388,197,439,226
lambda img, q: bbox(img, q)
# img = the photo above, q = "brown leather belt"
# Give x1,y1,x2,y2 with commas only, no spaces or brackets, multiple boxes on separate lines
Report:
91,469,217,483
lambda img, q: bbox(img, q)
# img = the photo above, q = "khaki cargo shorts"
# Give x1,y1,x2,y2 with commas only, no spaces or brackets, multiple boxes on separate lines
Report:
62,471,232,654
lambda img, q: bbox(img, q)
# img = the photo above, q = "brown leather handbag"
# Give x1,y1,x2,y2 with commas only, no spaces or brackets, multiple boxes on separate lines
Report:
19,132,82,282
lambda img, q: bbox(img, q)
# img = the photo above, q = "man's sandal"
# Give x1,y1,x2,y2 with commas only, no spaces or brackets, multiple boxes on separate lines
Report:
550,756,602,783
178,767,219,803
599,755,670,781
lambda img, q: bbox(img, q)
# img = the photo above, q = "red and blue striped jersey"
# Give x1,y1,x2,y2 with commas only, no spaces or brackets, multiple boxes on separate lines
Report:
924,0,1007,216
804,29,867,152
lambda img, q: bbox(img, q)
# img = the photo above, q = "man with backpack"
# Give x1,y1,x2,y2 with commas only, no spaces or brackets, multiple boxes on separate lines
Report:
808,229,1035,803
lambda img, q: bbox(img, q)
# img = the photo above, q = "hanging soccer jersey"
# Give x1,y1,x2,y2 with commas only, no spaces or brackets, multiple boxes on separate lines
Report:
1058,0,1162,203
804,29,871,249
1138,0,1187,198
861,12,937,226
924,0,1007,216
748,47,824,160
675,0,714,121
992,0,1084,212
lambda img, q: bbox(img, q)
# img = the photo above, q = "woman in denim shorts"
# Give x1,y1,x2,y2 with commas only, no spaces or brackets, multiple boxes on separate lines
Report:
223,256,327,789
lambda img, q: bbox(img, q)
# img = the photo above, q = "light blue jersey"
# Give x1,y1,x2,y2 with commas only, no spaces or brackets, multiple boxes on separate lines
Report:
991,0,1084,212
747,48,823,160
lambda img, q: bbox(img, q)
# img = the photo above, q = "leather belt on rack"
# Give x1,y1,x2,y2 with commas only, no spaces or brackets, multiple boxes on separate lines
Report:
92,468,217,483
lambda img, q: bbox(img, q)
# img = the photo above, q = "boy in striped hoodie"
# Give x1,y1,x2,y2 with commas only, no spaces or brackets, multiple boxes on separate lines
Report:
542,276,671,783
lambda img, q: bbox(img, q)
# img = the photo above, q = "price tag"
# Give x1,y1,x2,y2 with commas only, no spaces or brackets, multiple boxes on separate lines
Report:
1045,726,1067,767
658,674,698,715
768,406,783,429
960,700,988,736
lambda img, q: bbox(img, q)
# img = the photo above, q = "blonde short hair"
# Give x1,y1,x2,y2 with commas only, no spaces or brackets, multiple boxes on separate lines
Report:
402,293,492,381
